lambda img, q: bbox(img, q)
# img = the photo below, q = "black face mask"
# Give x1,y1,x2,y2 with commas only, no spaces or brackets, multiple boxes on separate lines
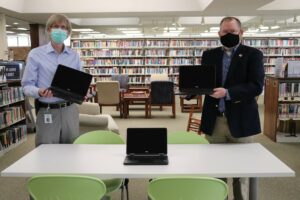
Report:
220,33,240,48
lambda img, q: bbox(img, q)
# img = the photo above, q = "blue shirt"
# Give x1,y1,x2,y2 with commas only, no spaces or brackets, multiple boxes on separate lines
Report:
219,45,239,112
21,42,82,103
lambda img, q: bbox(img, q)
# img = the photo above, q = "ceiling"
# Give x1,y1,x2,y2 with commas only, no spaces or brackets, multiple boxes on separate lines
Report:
1,0,300,37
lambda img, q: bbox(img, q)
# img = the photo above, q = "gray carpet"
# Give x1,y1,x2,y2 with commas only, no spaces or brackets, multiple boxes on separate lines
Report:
0,97,299,200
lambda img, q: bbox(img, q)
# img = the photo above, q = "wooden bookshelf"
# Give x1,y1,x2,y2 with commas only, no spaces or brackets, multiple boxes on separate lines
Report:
71,37,300,86
0,80,27,157
264,75,300,142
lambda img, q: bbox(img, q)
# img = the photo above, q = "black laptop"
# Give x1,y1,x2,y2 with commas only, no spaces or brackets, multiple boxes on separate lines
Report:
49,64,92,104
123,128,169,165
179,65,216,95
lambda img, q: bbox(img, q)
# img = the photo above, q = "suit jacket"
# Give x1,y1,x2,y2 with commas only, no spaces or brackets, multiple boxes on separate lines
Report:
200,44,265,138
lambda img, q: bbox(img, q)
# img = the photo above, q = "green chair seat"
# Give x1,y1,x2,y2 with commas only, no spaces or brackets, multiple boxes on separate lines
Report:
73,130,125,199
148,177,228,200
28,175,106,200
168,131,209,144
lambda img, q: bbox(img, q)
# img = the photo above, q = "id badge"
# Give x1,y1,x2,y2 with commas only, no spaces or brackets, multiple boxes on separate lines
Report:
44,113,53,124
44,106,53,124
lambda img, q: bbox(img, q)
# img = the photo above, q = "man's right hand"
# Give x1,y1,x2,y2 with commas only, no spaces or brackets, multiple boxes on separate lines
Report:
38,88,53,98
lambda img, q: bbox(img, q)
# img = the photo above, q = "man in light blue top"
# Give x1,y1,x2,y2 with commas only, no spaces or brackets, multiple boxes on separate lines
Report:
22,14,81,146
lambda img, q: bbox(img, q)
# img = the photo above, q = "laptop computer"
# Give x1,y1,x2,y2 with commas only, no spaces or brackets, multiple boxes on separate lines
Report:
123,128,169,165
49,64,92,104
179,65,216,95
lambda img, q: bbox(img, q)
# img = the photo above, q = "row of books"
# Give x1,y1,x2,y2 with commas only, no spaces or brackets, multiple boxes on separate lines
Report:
279,83,300,98
269,39,300,46
85,67,182,75
76,48,206,57
89,75,179,86
259,48,300,55
243,39,269,46
264,57,300,65
91,77,112,84
278,104,300,119
0,125,27,151
169,49,194,56
81,58,202,66
169,58,194,65
77,49,144,57
277,119,300,135
0,107,25,129
145,59,168,65
72,40,145,48
72,39,222,48
265,66,275,74
0,87,24,107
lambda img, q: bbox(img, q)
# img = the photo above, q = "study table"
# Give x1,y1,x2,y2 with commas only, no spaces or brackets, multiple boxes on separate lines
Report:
1,143,295,200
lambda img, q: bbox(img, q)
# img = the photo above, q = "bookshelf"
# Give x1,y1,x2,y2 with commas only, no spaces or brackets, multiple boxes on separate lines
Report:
71,37,300,86
264,75,300,142
0,80,27,157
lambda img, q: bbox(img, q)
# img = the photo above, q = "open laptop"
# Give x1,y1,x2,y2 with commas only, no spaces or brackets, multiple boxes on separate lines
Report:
179,65,216,95
49,64,92,104
123,128,169,165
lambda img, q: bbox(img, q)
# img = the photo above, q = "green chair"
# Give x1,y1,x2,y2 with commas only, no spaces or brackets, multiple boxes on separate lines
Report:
28,175,106,200
148,177,228,200
73,130,126,200
168,131,209,144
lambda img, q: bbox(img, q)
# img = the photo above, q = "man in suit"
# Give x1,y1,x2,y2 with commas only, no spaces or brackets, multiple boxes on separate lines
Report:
200,17,265,200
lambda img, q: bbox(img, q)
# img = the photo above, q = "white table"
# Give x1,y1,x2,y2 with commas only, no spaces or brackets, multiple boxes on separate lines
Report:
1,143,295,200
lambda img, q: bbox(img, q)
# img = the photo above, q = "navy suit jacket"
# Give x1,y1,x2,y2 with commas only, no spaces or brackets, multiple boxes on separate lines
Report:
200,44,265,138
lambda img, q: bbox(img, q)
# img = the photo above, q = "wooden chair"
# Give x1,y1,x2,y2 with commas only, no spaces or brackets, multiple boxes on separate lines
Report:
96,81,123,117
187,105,202,134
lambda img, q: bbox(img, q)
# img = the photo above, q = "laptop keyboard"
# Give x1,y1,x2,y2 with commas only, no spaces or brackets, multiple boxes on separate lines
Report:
51,87,83,104
125,155,168,165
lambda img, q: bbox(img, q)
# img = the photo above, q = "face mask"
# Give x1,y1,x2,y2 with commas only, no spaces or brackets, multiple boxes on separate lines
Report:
50,28,68,44
220,33,240,48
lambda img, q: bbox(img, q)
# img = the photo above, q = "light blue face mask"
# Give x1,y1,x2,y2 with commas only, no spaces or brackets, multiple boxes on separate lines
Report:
50,28,68,44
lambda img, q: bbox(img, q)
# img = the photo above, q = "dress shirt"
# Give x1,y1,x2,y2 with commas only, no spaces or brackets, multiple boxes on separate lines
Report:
218,45,239,113
21,42,82,103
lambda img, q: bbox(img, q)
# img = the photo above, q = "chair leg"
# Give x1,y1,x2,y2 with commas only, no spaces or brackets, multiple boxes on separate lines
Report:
125,178,129,200
99,105,102,114
172,104,176,118
159,105,163,111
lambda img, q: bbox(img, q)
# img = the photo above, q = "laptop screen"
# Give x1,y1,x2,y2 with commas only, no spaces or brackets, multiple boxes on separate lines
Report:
126,128,167,155
179,65,216,93
51,64,92,96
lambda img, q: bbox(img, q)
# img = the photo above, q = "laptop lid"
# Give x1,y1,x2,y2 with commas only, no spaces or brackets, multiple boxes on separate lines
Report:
50,64,92,98
126,128,167,155
179,65,216,95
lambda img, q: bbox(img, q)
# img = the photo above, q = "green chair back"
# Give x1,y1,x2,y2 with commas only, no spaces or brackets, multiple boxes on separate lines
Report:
168,131,209,144
28,175,106,200
148,177,228,200
73,130,124,197
74,130,124,144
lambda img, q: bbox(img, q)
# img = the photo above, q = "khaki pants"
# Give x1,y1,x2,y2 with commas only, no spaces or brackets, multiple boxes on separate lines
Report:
205,116,253,200
36,104,79,146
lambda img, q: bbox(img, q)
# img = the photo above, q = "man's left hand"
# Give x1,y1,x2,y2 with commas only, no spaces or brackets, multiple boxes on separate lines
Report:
210,88,227,99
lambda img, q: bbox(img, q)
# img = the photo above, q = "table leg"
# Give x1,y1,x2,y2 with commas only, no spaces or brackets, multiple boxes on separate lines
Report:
123,101,128,118
145,101,148,118
249,177,258,200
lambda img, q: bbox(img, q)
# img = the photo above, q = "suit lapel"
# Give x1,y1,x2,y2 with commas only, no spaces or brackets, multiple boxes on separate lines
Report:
224,44,245,86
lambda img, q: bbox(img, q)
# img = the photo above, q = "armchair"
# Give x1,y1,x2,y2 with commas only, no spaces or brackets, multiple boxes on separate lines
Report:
77,102,119,134
149,81,176,118
96,81,123,117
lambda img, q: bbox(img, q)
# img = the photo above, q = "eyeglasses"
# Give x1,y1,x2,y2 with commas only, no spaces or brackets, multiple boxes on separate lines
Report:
51,25,67,30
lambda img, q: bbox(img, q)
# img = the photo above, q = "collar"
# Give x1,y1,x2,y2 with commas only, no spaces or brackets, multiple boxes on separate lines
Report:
46,42,70,54
222,44,240,56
